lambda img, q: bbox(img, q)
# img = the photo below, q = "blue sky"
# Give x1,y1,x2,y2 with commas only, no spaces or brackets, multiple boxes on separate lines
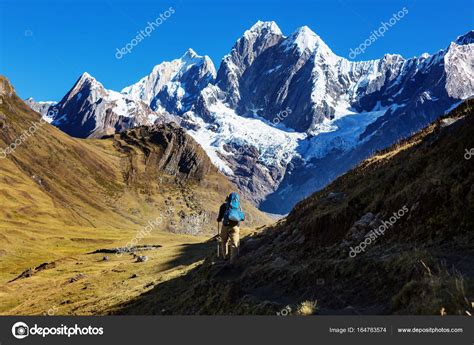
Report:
0,0,472,101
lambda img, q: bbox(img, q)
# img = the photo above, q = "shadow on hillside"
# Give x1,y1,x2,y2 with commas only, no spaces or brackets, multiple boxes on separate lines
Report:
109,242,474,315
112,270,195,315
161,239,215,271
110,245,213,315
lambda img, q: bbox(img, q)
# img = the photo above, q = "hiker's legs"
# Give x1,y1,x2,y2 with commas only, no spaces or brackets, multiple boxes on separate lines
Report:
229,225,240,263
220,225,230,259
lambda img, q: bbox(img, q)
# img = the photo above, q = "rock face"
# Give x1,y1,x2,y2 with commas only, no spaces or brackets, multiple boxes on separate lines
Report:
29,24,474,213
113,122,214,181
216,21,284,108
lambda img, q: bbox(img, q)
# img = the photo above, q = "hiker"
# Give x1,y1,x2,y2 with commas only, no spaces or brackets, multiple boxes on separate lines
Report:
217,192,245,264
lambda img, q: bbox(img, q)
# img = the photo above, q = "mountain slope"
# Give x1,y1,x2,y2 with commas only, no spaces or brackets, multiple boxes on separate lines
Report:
0,75,270,288
113,100,474,315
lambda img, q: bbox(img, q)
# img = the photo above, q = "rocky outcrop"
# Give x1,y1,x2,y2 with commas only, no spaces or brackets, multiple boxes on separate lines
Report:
0,76,15,98
216,21,284,108
113,122,214,181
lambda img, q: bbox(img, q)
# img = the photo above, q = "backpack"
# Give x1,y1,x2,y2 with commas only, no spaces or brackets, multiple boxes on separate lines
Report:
224,192,245,223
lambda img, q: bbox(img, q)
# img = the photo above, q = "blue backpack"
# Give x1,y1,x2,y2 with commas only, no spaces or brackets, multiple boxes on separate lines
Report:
224,192,245,223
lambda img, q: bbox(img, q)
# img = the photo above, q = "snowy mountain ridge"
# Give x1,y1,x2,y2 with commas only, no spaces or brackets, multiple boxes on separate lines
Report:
122,49,216,115
29,22,474,213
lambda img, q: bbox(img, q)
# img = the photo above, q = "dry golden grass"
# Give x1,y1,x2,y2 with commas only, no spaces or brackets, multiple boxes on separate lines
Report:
0,228,210,315
296,300,318,316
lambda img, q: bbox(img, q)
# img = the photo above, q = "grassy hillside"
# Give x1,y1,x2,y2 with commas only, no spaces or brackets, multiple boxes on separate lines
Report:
0,76,271,314
113,100,474,315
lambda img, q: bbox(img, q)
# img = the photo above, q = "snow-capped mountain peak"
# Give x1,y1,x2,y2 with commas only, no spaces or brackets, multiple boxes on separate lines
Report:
182,47,198,59
46,72,160,138
68,72,107,104
77,72,98,85
179,48,214,69
67,72,108,105
79,71,93,80
224,20,284,63
283,25,332,56
243,20,283,39
121,49,216,114
214,21,285,107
